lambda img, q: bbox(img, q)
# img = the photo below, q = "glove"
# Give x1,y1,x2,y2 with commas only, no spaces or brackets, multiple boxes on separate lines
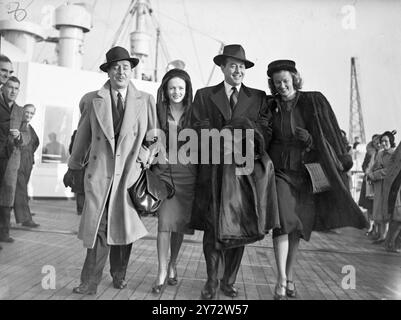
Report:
63,169,75,188
63,168,84,190
294,127,311,142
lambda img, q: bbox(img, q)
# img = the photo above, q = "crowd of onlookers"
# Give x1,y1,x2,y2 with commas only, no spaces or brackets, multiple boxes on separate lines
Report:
0,54,40,251
358,131,401,253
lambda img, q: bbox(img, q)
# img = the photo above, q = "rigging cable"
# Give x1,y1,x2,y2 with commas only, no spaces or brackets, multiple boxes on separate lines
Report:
182,0,205,84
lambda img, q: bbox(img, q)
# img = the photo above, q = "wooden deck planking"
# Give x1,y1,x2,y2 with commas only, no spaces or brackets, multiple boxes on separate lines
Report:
1,199,400,300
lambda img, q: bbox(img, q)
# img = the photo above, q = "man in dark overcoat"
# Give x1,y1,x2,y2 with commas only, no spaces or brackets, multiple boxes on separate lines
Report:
0,76,26,243
190,44,272,299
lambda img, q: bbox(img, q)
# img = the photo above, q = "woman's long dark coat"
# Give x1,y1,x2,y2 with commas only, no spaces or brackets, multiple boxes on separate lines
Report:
268,91,367,231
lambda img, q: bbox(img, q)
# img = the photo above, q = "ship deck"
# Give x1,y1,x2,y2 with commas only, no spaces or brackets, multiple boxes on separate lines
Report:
0,199,400,300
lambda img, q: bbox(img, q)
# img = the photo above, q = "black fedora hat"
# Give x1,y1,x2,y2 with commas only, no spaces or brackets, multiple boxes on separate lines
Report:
267,59,297,77
99,46,140,72
213,44,254,69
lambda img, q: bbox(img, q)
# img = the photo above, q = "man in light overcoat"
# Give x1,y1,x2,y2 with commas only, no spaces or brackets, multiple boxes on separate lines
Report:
65,46,157,295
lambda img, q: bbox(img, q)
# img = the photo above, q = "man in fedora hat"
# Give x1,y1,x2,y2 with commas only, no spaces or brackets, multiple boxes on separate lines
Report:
190,44,272,299
64,46,157,295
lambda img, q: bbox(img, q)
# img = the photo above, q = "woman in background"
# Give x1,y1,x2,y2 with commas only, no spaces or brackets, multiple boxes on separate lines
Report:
368,131,396,244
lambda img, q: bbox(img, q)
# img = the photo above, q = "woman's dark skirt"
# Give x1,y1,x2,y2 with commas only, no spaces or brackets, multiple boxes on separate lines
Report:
273,170,315,241
152,163,196,235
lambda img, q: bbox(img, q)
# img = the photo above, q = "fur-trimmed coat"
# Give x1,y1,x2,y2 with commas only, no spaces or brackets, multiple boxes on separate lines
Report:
267,91,368,231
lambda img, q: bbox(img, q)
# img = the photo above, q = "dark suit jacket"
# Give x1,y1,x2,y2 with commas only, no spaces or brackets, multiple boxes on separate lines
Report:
0,94,25,185
190,81,271,232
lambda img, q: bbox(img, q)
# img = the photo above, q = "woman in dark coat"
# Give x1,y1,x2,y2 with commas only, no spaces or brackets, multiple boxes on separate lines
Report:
151,69,197,294
14,104,40,227
367,131,396,244
266,60,367,299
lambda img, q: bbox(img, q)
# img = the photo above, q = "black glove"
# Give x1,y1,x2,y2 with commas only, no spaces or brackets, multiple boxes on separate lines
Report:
63,168,85,192
338,154,353,172
294,127,312,144
63,169,75,188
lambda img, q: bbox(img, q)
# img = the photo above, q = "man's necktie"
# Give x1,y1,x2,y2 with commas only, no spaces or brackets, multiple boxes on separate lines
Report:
117,92,124,117
230,87,239,109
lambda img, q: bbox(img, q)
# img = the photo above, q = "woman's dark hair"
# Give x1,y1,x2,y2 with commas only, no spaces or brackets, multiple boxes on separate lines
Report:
268,71,303,96
156,68,193,130
380,130,397,148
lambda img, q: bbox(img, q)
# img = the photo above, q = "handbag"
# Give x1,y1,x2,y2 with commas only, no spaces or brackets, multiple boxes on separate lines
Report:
303,95,344,194
365,177,374,199
128,164,175,216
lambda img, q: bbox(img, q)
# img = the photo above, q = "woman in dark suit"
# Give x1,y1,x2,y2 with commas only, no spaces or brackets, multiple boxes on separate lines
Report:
151,68,197,294
266,60,367,299
14,104,40,227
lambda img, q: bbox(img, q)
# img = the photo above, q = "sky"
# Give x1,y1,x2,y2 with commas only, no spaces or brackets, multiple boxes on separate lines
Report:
1,0,400,144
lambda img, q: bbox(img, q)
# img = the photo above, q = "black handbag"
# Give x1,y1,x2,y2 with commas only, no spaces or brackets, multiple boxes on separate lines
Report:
128,165,175,216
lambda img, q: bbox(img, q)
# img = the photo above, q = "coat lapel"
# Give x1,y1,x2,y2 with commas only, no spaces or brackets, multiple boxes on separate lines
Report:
210,82,232,121
0,93,11,115
93,81,115,153
117,82,144,149
232,84,253,118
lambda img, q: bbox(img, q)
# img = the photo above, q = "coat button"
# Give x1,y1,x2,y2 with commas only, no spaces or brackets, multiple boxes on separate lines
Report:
93,156,97,160
97,136,100,140
88,174,92,179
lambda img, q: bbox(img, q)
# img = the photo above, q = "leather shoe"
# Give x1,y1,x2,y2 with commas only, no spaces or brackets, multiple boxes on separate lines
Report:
0,237,14,243
220,282,238,297
201,281,218,300
72,283,97,295
286,281,297,298
372,238,385,245
22,221,40,228
113,278,128,289
274,283,287,300
167,263,178,286
151,278,167,294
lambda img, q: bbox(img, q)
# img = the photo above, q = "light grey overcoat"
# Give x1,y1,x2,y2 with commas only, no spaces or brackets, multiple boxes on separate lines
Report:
69,81,157,248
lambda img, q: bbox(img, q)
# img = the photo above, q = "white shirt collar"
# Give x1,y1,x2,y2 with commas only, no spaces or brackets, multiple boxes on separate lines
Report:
224,81,241,100
112,87,128,107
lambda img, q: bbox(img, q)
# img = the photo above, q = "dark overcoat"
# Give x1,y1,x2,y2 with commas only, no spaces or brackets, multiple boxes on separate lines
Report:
0,95,29,206
190,82,278,247
267,91,367,231
383,143,401,221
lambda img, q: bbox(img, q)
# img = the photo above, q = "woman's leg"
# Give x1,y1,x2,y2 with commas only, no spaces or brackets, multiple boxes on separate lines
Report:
386,221,401,250
286,232,300,283
168,232,184,278
273,234,289,286
156,231,170,284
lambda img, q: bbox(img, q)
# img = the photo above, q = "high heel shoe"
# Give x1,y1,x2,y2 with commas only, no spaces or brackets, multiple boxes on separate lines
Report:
167,263,178,286
151,278,167,294
274,283,287,300
286,280,297,298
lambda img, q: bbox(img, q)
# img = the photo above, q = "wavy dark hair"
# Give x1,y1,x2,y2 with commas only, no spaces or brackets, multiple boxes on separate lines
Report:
267,71,303,96
156,68,193,131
